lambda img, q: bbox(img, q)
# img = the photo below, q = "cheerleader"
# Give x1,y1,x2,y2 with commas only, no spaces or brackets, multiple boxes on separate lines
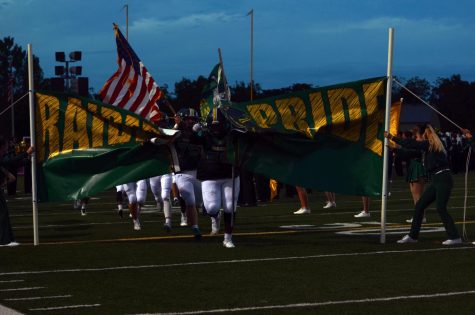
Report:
385,125,461,245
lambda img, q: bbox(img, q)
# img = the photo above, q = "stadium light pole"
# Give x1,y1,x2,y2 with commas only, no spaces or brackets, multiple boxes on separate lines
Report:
247,9,254,102
8,55,15,139
55,51,82,92
381,28,394,244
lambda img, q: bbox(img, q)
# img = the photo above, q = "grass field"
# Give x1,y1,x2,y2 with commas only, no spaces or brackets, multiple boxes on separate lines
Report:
2,173,475,315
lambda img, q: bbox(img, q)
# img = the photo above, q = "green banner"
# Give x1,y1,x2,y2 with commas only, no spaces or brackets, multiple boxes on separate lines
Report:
35,92,178,202
221,77,392,196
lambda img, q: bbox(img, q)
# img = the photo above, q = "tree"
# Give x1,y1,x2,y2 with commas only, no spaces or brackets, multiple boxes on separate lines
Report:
230,81,262,102
430,75,475,131
173,76,208,112
393,76,432,105
0,37,44,139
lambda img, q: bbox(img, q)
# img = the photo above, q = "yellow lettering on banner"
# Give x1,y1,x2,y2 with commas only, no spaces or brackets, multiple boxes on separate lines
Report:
308,91,328,134
363,81,385,155
139,121,159,141
275,97,311,137
36,94,60,161
246,103,278,128
87,103,104,148
327,88,362,142
102,108,131,145
62,98,89,151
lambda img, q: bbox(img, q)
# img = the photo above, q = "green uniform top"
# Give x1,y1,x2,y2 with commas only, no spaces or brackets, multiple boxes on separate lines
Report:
393,137,449,175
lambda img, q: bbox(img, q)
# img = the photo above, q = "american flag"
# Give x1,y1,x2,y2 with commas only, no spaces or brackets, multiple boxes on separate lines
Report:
99,24,162,122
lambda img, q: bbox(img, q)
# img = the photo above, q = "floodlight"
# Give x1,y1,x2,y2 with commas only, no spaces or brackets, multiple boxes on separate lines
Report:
55,52,65,62
55,66,65,76
70,66,82,76
69,51,82,61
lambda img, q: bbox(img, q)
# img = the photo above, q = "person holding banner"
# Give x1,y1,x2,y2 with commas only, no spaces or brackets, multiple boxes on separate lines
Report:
384,126,461,245
196,108,240,248
0,135,34,246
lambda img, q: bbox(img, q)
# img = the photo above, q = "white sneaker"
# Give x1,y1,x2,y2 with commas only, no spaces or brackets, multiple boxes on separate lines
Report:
293,208,311,214
180,214,188,226
406,217,427,224
0,241,20,247
472,241,475,245
354,211,370,218
223,240,235,248
133,219,141,231
323,201,336,209
81,209,87,216
397,235,417,244
442,238,462,246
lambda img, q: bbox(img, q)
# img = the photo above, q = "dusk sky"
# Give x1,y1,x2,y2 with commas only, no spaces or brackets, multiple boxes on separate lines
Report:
1,0,475,94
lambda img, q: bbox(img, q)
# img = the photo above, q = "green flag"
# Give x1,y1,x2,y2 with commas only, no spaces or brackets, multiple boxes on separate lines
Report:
222,77,395,197
35,92,179,202
200,63,230,118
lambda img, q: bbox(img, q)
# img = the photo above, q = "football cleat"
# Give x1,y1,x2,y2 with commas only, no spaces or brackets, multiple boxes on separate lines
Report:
223,240,235,248
180,214,188,226
133,219,141,231
210,213,221,235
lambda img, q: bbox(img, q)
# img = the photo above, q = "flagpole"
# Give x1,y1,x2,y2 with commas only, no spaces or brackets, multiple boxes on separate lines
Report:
28,44,39,246
123,4,129,40
380,28,394,244
247,9,254,101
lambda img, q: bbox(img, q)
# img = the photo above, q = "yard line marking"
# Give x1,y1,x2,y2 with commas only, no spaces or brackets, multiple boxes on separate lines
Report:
29,304,101,311
0,280,24,283
0,303,23,315
0,287,44,292
12,219,475,246
1,246,474,276
132,290,475,314
4,295,72,301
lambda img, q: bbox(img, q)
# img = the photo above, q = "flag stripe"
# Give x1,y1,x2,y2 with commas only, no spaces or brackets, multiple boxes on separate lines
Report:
99,25,162,121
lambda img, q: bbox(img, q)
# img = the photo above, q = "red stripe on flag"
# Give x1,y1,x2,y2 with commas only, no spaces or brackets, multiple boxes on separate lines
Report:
99,26,163,122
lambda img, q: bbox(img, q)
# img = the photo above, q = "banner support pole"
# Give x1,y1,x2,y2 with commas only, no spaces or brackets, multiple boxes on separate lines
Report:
381,28,394,244
28,44,39,246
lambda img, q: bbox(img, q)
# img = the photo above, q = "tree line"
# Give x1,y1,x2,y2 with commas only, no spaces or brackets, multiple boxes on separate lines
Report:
1,37,475,140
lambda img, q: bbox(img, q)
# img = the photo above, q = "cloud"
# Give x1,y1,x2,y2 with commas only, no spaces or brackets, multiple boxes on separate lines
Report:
311,16,464,34
130,12,243,32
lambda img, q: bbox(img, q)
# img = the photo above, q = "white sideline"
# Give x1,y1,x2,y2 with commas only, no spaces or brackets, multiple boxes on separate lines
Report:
4,295,72,301
1,246,474,276
0,280,23,283
0,287,44,292
29,304,101,311
132,290,475,314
